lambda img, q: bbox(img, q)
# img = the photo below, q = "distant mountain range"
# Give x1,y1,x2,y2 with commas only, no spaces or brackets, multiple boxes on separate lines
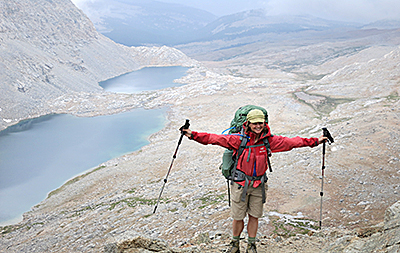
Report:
77,1,400,47
77,0,217,46
361,19,400,30
193,10,360,42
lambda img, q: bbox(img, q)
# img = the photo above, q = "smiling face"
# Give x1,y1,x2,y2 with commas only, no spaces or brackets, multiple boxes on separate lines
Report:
248,122,265,135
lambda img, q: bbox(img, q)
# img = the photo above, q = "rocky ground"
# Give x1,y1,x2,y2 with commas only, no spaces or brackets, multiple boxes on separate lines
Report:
1,37,399,251
1,0,399,252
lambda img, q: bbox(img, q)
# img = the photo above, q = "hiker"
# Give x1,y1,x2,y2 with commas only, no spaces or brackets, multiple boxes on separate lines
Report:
181,109,328,253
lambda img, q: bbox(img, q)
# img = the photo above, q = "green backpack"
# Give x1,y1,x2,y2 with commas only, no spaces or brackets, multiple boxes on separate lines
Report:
228,105,268,134
220,105,271,179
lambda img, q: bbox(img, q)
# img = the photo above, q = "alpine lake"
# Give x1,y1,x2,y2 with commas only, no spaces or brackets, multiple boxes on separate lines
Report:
0,66,189,225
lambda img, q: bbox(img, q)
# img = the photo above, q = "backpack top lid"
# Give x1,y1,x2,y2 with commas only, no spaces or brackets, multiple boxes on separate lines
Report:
229,105,268,134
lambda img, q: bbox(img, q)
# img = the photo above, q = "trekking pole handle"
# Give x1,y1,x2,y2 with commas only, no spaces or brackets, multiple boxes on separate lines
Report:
322,127,334,144
174,119,190,158
179,119,190,134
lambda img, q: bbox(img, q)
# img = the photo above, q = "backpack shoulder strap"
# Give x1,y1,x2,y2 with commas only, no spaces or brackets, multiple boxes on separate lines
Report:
230,128,248,182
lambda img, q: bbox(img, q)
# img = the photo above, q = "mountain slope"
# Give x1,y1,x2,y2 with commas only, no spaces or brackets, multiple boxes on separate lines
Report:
0,0,196,130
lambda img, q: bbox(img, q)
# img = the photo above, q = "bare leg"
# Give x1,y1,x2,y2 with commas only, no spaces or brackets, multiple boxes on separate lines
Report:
232,219,244,237
247,214,258,238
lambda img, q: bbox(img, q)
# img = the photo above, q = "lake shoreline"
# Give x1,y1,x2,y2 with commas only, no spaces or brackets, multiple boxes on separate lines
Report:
0,66,191,225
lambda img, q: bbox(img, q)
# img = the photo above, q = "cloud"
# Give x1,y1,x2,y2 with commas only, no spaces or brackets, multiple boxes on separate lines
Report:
151,0,266,16
71,0,400,23
158,0,400,23
71,0,98,8
261,0,400,23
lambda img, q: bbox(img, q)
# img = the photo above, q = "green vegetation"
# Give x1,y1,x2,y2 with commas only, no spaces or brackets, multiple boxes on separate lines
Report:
191,232,211,244
1,225,16,235
108,196,158,210
69,204,101,218
293,88,355,116
270,214,319,237
319,96,354,115
1,222,46,235
380,91,399,107
386,91,399,101
126,188,136,194
179,200,190,208
198,192,226,209
276,46,368,74
25,222,45,230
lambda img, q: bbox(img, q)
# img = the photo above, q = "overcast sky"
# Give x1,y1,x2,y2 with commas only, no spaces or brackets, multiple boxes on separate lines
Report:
72,0,400,24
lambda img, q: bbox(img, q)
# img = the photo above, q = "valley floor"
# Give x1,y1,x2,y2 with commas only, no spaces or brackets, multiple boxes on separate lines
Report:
1,40,400,253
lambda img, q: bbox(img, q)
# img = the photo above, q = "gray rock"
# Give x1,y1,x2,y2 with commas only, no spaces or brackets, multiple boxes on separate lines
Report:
104,236,200,253
322,201,400,252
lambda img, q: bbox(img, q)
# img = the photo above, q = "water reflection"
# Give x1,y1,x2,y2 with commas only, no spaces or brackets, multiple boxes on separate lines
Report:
0,108,166,225
0,65,189,225
100,66,189,93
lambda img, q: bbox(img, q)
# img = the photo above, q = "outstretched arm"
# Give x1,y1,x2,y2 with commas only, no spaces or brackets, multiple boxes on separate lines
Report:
270,134,327,152
180,127,241,150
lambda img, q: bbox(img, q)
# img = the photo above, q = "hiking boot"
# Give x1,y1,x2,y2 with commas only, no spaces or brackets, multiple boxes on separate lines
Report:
226,239,240,253
246,241,257,253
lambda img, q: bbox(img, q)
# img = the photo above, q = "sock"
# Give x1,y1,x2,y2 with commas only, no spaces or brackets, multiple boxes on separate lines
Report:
248,237,256,243
233,235,240,241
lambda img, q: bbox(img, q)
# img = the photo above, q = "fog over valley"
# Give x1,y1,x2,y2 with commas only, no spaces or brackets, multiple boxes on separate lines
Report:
1,0,400,252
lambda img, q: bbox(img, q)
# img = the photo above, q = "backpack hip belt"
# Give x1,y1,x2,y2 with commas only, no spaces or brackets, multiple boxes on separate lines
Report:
233,170,268,203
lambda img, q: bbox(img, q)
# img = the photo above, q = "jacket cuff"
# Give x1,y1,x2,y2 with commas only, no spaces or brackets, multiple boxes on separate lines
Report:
189,131,196,140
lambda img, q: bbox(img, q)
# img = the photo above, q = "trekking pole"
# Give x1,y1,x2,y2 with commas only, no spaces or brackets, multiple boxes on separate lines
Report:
153,119,190,214
319,140,326,229
319,127,334,229
227,180,231,207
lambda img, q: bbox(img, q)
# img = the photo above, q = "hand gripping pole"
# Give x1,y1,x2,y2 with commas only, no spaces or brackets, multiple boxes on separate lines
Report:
153,119,190,214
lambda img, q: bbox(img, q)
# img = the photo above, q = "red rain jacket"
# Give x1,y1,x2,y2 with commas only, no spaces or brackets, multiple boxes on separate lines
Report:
190,123,319,188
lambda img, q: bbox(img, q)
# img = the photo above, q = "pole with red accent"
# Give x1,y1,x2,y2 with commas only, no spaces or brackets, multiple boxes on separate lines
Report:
319,127,334,229
153,119,190,214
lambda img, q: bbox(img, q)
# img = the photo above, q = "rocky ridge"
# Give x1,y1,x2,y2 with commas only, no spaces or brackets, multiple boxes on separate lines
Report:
1,0,400,252
103,200,400,252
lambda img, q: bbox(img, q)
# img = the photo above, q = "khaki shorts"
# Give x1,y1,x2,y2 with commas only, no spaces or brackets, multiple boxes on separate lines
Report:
230,182,268,220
